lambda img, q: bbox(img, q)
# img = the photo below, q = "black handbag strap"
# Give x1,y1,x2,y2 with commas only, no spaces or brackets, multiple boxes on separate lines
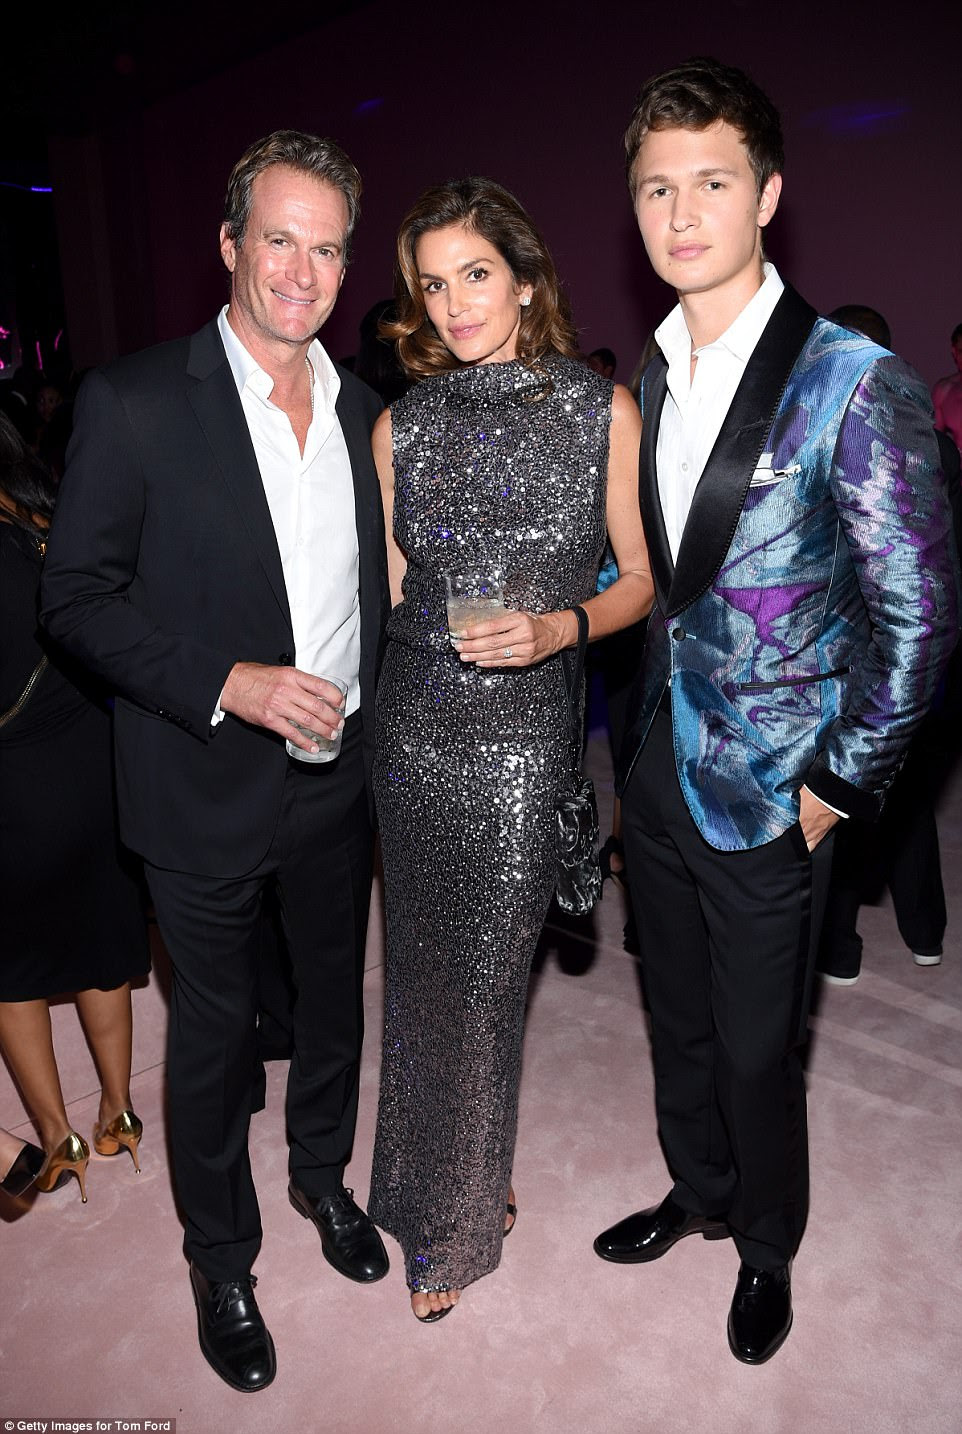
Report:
564,604,590,750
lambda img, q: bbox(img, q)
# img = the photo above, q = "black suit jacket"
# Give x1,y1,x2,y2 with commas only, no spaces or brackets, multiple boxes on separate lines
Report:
41,319,389,877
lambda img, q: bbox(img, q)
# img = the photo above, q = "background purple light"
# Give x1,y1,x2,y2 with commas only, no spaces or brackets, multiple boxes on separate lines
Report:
801,101,911,136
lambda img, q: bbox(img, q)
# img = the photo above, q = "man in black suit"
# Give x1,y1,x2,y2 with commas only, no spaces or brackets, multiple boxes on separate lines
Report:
41,131,390,1392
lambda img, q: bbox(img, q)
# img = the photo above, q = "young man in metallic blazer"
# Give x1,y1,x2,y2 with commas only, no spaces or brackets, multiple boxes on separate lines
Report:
594,58,959,1363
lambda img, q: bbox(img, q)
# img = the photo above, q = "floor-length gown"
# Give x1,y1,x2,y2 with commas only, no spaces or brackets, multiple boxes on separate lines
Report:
369,355,611,1291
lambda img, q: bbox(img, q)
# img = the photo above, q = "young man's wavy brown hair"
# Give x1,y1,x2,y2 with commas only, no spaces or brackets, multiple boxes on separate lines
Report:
384,177,578,380
624,57,784,199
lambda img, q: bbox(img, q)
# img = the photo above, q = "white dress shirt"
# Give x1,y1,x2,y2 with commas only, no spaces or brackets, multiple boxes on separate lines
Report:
653,263,784,561
216,308,361,718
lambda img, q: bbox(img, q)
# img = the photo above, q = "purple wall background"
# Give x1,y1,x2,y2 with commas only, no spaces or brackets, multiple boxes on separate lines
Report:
51,0,961,386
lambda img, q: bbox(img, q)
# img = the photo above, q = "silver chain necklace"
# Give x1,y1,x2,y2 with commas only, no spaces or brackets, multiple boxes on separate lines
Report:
306,356,315,418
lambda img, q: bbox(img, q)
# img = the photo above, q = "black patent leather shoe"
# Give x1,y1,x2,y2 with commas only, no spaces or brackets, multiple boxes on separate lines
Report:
0,1139,45,1197
289,1181,389,1283
593,1193,729,1263
189,1264,277,1392
727,1262,793,1364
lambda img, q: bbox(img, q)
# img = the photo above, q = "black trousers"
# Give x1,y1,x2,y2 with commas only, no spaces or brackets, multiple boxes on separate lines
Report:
818,736,946,975
622,707,833,1270
146,717,373,1281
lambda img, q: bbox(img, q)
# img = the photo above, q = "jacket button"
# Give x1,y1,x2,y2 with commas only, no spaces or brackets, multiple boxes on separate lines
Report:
671,626,686,642
279,652,293,665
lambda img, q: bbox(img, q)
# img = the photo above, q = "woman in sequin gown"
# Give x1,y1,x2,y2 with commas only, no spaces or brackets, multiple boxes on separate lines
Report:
368,179,654,1320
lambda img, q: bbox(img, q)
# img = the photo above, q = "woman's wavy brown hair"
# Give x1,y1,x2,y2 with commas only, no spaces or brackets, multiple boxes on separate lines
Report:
384,177,578,379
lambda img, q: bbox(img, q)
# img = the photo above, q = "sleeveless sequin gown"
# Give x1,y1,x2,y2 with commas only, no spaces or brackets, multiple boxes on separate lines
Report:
369,356,612,1292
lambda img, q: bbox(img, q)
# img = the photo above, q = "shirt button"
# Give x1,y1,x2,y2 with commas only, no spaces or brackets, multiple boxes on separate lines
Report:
681,462,689,472
672,626,687,642
278,652,293,665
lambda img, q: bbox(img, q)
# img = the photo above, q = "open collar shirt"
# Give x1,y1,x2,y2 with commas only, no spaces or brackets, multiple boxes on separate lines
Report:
217,308,361,717
653,262,784,562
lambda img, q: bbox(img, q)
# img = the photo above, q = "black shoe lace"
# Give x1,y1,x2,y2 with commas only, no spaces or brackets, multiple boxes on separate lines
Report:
325,1187,361,1219
211,1274,256,1315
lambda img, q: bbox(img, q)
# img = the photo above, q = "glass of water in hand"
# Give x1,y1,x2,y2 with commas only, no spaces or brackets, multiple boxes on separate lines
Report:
286,676,349,763
442,571,505,645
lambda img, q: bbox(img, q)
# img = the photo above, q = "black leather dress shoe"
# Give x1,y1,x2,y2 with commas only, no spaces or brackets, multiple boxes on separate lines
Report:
727,1262,793,1364
289,1182,389,1283
190,1264,277,1392
593,1193,729,1263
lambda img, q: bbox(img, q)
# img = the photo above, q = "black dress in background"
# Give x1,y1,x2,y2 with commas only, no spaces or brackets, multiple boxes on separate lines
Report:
0,523,148,999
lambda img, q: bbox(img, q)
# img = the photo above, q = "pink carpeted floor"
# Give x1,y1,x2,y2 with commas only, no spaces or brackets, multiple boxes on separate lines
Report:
3,733,960,1434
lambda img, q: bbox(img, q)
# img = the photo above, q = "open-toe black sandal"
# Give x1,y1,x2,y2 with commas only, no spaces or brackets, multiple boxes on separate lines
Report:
415,1303,454,1323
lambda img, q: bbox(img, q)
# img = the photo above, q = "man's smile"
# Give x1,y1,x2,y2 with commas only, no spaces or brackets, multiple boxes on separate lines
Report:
272,291,314,306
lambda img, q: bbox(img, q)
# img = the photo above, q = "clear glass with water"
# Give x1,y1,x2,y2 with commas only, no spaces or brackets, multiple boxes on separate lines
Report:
286,676,349,763
443,571,505,643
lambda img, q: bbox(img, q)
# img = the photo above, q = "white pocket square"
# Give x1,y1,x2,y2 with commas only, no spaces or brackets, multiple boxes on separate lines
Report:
749,454,801,487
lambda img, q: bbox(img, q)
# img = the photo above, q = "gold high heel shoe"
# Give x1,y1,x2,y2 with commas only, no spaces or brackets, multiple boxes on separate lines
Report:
34,1132,90,1202
93,1109,143,1173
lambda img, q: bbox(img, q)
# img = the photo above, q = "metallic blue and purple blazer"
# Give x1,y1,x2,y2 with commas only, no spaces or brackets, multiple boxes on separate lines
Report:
618,285,961,851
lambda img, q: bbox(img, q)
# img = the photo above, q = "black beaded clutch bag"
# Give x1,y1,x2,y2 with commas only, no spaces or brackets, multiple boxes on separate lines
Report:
554,604,602,916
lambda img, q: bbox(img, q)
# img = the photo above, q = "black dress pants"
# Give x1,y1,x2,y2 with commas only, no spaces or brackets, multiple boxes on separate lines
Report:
146,717,372,1281
622,707,833,1270
818,735,946,976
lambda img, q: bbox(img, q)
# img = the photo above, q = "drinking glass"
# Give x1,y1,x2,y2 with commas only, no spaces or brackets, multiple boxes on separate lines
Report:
442,571,505,644
286,676,349,763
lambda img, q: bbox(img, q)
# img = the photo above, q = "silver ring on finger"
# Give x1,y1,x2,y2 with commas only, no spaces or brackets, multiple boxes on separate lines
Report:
503,646,513,659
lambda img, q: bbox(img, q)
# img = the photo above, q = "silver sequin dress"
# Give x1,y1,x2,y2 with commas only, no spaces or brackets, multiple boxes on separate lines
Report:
369,355,612,1292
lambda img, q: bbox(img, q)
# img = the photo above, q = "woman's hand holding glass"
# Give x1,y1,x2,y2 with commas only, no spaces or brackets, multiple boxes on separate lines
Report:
452,607,578,668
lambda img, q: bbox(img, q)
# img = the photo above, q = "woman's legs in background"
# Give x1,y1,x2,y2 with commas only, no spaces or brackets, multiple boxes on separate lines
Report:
75,983,134,1128
0,982,135,1149
0,999,72,1152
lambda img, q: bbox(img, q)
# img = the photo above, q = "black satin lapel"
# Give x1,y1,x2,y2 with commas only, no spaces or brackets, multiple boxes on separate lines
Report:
665,285,818,619
336,385,379,562
639,357,673,609
335,382,384,683
186,347,291,626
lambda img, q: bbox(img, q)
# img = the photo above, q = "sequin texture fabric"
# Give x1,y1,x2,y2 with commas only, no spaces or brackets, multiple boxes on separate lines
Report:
369,356,612,1291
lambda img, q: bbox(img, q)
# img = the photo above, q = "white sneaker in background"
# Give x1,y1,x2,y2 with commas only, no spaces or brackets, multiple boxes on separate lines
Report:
912,950,943,967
